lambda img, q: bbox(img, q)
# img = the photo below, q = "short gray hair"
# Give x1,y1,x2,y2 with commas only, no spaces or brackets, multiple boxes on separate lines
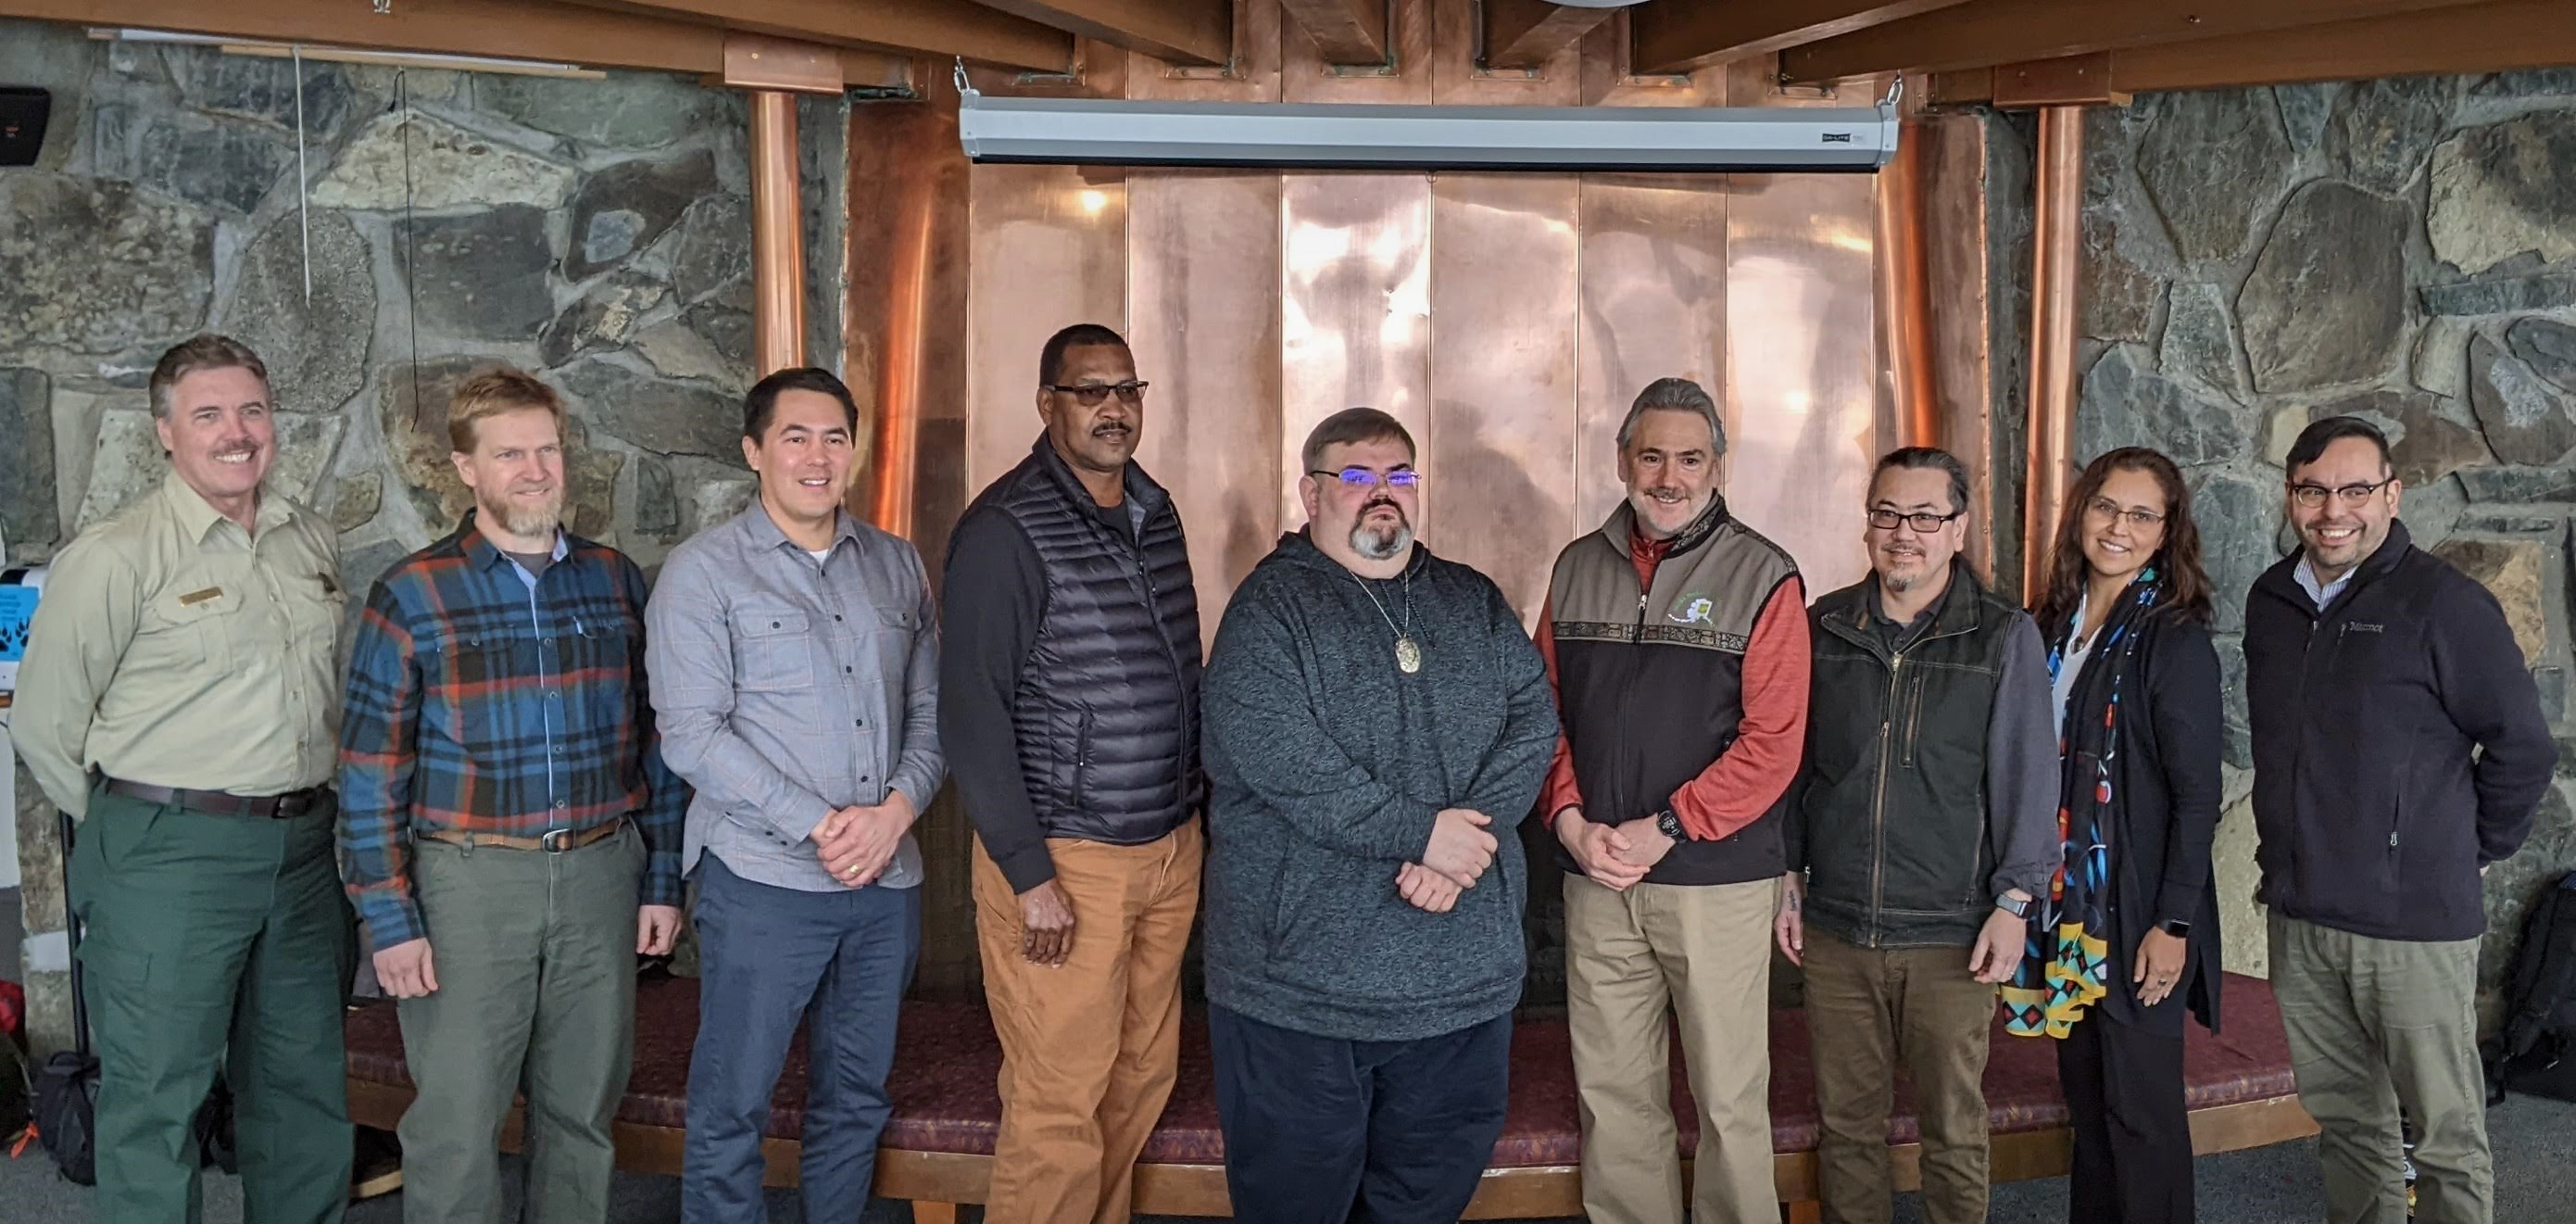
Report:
147,334,270,420
1616,377,1727,456
1301,407,1415,475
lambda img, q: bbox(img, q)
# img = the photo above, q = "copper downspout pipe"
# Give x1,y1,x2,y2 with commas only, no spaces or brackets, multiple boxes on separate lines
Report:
749,90,806,375
1876,119,1941,449
870,170,935,537
2020,106,2083,600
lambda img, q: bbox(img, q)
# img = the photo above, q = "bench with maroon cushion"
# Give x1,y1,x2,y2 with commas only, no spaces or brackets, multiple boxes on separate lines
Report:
343,972,2313,1222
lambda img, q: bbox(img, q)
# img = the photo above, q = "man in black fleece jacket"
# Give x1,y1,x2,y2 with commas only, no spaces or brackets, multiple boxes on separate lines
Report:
1202,407,1558,1224
2246,416,2555,1224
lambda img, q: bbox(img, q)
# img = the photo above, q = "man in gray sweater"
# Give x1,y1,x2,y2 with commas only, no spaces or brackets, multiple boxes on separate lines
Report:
1202,407,1560,1224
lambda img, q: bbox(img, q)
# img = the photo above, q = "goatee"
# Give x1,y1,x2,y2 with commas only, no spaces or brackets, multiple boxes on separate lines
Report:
1351,520,1413,562
485,489,564,540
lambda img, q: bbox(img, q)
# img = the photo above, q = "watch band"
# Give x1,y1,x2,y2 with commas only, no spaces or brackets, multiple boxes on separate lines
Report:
1654,808,1685,841
1994,893,2030,918
2159,918,2193,939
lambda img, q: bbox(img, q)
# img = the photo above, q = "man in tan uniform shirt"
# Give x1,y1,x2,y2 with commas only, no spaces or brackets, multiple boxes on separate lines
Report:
15,334,355,1224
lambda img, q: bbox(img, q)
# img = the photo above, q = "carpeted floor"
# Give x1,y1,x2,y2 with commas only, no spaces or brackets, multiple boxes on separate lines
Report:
3,1093,2574,1224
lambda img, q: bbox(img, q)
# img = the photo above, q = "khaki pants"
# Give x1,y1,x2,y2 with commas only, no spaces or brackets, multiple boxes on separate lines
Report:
1564,874,1779,1224
2269,913,2491,1224
396,824,643,1224
973,821,1202,1224
1802,929,1997,1224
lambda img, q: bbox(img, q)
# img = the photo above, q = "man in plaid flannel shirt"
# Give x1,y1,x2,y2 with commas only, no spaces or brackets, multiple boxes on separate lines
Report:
336,366,686,1224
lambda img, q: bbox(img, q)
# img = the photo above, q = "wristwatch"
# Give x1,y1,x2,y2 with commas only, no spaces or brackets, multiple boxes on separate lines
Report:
1653,807,1685,841
1994,893,2031,918
2159,918,2193,939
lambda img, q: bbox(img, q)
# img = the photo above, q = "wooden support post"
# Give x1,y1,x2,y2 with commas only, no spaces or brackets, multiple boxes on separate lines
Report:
2020,105,2083,600
748,90,805,376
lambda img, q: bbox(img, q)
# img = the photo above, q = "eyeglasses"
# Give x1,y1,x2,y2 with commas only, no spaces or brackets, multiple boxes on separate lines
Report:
2287,476,2394,509
1866,507,1964,533
1045,380,1150,406
2084,497,2167,530
1310,467,1423,490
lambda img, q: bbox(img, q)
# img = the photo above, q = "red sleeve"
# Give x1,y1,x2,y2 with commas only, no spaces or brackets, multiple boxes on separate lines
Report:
1534,597,1585,828
1669,576,1811,841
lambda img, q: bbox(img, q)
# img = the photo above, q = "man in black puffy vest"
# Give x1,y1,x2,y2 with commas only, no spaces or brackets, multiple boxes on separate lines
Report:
940,323,1205,1224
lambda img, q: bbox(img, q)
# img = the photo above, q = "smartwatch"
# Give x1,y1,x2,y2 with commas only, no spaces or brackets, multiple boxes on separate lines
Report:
1994,893,2031,918
1653,808,1685,841
2159,918,2193,939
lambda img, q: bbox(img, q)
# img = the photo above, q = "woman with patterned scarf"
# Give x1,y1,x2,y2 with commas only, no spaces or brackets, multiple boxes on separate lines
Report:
2002,446,2225,1224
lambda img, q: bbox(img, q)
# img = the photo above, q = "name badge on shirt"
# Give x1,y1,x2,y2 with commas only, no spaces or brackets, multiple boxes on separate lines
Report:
178,587,225,607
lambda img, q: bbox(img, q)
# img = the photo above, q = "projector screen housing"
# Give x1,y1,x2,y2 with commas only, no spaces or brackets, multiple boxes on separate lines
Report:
955,88,1900,173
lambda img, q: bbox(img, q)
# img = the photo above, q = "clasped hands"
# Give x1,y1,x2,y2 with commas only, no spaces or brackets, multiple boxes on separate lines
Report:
1552,805,1678,893
810,791,917,890
1396,805,1544,914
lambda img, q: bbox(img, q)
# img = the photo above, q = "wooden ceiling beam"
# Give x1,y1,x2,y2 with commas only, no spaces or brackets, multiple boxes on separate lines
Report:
566,0,1073,72
1628,0,1975,76
968,0,1232,66
1279,0,1389,65
1930,0,2576,103
1786,0,2493,82
0,0,906,83
1483,0,1616,70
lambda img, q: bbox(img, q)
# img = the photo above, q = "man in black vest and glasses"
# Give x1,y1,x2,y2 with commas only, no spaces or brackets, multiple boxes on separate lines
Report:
941,322,1205,1224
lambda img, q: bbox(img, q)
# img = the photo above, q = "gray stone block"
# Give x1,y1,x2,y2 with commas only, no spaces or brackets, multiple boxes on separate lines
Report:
565,151,717,283
2190,473,2278,637
2139,89,2292,264
2470,334,2576,466
539,271,669,369
310,112,574,212
394,207,556,340
2430,110,2576,275
220,208,374,416
132,116,295,216
2241,181,2409,393
0,368,58,554
557,360,742,462
471,70,723,149
2076,346,2252,467
2328,76,2457,195
2420,271,2576,318
0,173,214,356
169,47,354,138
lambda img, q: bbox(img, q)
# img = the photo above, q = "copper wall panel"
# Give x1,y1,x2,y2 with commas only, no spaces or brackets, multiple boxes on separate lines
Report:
1128,0,1285,101
1429,0,1577,107
847,66,970,551
1572,176,1729,536
965,34,1130,97
1426,173,1580,626
1278,173,1435,528
1919,111,1998,577
1722,60,1892,598
1284,0,1433,103
965,164,1128,491
1577,10,1728,108
1125,170,1287,649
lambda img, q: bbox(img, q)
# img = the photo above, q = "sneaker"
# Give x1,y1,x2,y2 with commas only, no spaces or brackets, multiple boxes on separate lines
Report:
353,1125,403,1201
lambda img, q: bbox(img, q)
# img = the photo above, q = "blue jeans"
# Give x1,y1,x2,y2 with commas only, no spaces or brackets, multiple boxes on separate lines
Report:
681,852,922,1224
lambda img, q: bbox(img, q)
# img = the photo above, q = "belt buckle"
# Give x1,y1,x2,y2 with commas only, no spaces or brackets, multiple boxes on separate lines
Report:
540,828,573,852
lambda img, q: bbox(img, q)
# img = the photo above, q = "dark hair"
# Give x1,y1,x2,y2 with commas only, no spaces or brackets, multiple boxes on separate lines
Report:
148,334,269,420
1038,323,1130,387
2032,447,2215,633
1871,446,1970,516
1301,407,1416,474
743,366,861,440
2285,415,2393,476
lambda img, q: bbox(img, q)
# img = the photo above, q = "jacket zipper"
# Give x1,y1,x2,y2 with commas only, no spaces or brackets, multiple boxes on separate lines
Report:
1851,610,1979,947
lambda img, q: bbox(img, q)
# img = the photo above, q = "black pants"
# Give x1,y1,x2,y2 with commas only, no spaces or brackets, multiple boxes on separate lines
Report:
2059,1010,2195,1224
1209,1004,1512,1224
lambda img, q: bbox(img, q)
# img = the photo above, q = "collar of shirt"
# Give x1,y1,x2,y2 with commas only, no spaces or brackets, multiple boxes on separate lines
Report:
459,512,570,588
2293,554,2357,610
162,472,294,544
740,501,863,561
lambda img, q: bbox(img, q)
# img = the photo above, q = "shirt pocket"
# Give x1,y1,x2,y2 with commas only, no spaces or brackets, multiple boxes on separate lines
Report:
138,584,245,673
732,607,815,692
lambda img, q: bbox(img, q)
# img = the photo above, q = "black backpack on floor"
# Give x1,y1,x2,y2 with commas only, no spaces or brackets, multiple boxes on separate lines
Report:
2485,870,2576,1104
26,810,236,1183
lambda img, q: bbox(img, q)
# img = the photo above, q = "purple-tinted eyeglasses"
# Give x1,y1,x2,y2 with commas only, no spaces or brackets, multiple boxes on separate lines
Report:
1310,467,1422,489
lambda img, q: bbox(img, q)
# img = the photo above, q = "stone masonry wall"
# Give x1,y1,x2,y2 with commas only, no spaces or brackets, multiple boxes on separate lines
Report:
0,20,834,1053
2066,70,2576,1025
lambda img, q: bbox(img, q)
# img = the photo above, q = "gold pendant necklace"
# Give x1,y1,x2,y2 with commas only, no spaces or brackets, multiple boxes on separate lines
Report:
1351,567,1420,675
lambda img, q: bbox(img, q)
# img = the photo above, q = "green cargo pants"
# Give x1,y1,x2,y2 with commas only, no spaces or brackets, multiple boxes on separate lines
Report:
68,784,354,1224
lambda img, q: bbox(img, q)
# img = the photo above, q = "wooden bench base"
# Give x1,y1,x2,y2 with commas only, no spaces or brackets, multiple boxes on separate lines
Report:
346,1079,2315,1222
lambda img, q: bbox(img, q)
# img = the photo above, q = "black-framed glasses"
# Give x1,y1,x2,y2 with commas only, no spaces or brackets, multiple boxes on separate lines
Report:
1045,380,1149,406
2287,476,2394,509
2084,497,2167,530
1310,467,1422,490
1866,507,1965,533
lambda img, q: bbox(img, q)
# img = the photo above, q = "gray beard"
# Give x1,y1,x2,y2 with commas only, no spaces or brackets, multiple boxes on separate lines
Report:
1351,520,1414,562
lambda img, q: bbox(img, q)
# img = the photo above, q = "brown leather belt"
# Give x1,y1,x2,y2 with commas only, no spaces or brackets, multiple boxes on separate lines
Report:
101,777,333,820
418,822,623,853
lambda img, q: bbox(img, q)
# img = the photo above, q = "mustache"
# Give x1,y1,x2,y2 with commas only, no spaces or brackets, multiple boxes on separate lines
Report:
1091,420,1133,436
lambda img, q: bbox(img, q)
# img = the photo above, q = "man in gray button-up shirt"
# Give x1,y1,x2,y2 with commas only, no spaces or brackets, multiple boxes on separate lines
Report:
645,367,942,1224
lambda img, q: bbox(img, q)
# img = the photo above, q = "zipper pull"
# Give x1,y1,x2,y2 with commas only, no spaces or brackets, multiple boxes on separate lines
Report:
2389,831,2399,848
1638,592,1649,612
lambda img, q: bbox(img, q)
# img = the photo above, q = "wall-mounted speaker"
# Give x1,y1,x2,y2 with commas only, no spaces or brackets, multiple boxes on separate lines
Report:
1,88,51,167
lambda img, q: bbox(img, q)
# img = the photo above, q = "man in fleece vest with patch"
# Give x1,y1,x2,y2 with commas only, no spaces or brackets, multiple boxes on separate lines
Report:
1201,406,1560,1224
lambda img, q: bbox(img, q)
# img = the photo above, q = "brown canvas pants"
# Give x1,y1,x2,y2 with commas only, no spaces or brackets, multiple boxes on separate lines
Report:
1802,929,1999,1224
972,820,1202,1224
